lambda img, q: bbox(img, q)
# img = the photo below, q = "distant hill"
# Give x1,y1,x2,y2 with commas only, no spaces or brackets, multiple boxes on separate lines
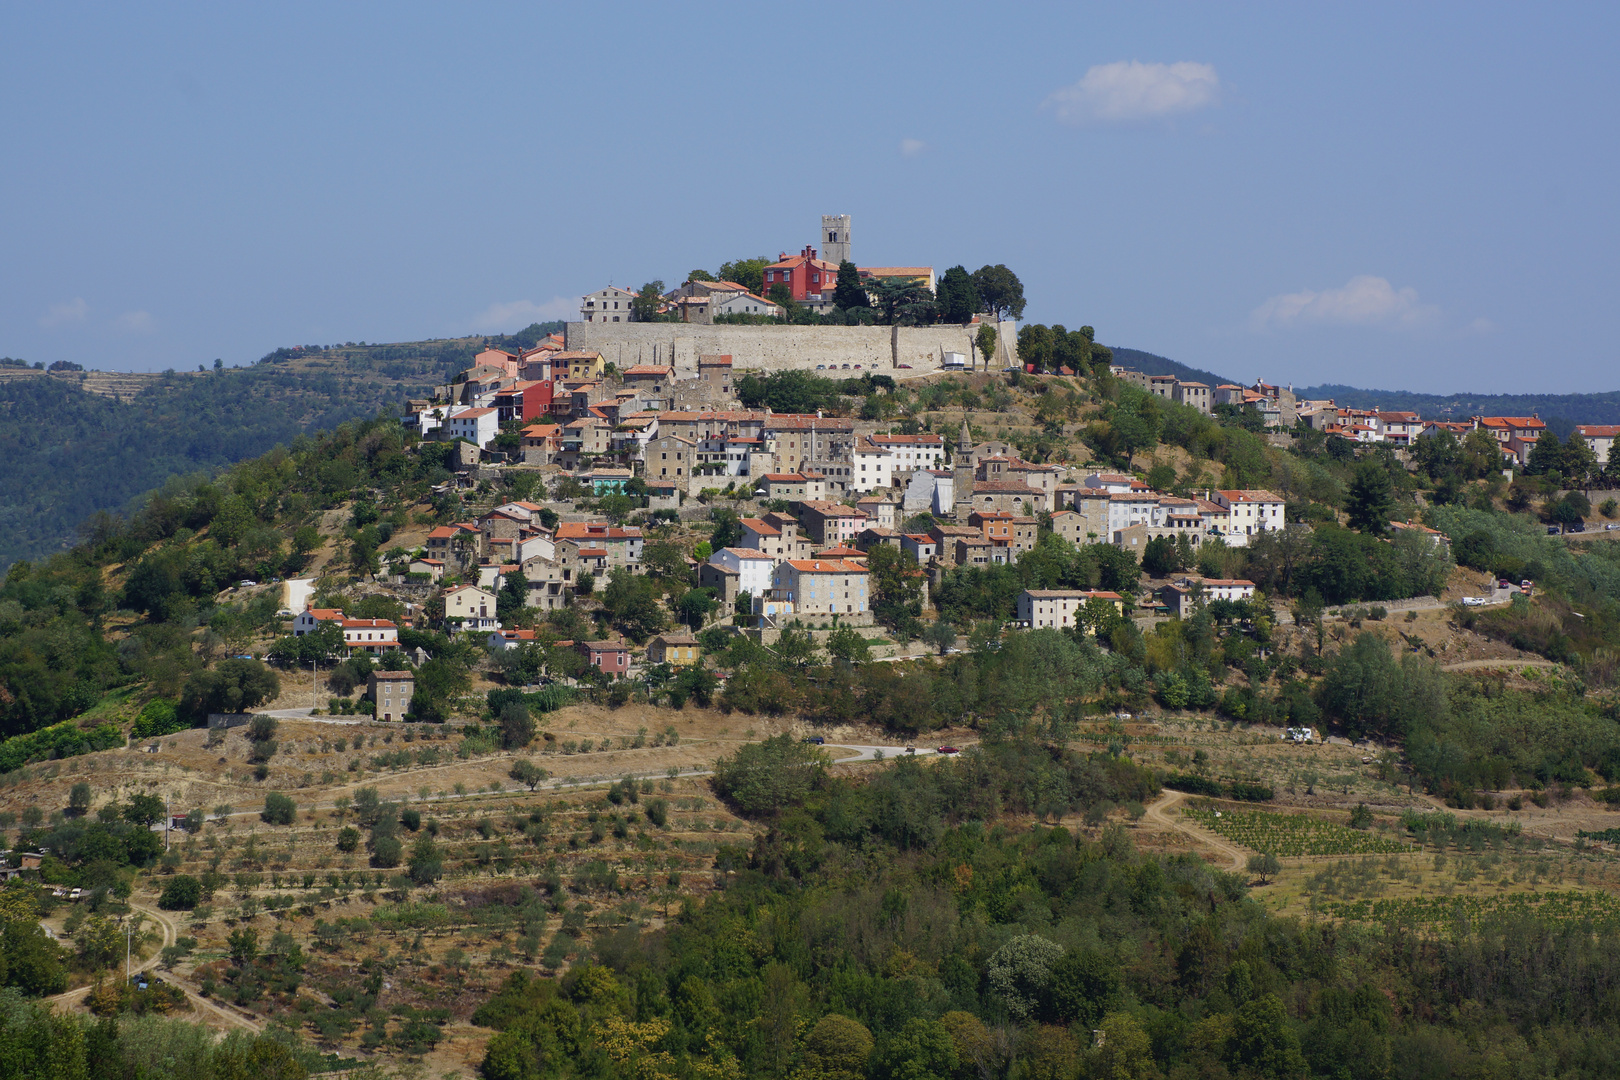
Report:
1106,347,1235,390
0,323,560,568
1298,385,1620,434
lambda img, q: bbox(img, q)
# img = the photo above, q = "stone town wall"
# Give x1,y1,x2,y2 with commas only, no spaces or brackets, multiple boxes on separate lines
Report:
564,322,1016,376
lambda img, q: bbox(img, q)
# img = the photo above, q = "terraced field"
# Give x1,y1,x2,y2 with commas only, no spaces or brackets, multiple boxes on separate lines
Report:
1183,806,1414,857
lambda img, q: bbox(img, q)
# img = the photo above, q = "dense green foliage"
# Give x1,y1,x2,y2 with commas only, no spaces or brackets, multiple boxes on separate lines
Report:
476,741,1620,1080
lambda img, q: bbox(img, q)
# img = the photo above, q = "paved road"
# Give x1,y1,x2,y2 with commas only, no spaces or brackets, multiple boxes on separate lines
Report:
1143,789,1248,873
828,744,942,763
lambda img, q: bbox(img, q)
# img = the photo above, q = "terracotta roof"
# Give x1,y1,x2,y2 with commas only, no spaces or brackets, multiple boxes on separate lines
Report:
1577,425,1620,438
782,559,868,573
1024,589,1123,600
1217,489,1284,503
716,547,772,560
740,518,780,536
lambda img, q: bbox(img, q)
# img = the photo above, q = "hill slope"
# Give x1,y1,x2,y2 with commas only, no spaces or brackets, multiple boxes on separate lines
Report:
1107,346,1234,389
0,325,557,568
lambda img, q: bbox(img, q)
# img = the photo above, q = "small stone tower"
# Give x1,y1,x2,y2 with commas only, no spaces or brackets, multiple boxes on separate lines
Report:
821,214,851,267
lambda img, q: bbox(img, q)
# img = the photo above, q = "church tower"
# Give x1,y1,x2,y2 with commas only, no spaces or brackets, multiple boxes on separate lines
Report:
821,214,851,267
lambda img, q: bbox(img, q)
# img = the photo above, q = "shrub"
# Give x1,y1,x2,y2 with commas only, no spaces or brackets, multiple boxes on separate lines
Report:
336,827,361,852
261,793,296,825
400,808,421,831
158,874,203,910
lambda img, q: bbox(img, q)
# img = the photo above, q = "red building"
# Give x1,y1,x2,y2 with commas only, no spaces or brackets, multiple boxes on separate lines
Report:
762,246,840,303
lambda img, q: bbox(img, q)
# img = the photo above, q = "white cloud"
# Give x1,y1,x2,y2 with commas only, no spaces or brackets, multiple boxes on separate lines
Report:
1044,61,1220,125
1249,275,1443,332
899,138,927,158
40,297,89,327
114,310,156,334
470,297,576,332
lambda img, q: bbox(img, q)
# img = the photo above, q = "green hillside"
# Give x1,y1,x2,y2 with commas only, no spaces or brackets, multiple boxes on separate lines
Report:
0,323,559,568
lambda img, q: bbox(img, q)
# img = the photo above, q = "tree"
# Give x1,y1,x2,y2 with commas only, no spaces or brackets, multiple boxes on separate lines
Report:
248,714,278,742
499,702,536,749
920,619,957,656
718,257,769,295
986,935,1065,1021
123,793,165,828
158,874,203,910
408,833,443,885
867,545,924,629
833,259,870,312
1229,994,1307,1079
227,927,259,968
935,265,979,324
497,571,528,622
1348,803,1373,829
510,759,548,791
68,782,92,817
826,625,872,665
676,588,719,630
630,281,666,322
602,568,668,643
1246,852,1281,884
1345,460,1395,535
710,734,826,817
881,1018,958,1080
710,508,744,551
971,264,1026,320
1017,324,1054,372
975,323,997,368
643,540,691,584
869,278,936,326
801,1014,873,1080
178,658,281,722
261,792,296,825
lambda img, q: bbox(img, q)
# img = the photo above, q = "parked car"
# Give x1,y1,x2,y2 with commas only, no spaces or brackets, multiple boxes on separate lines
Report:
1461,596,1487,607
905,746,916,754
1497,579,1513,590
937,746,959,754
1568,522,1586,533
803,736,825,745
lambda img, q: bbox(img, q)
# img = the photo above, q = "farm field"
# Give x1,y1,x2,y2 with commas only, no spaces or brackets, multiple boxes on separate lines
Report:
1181,806,1413,857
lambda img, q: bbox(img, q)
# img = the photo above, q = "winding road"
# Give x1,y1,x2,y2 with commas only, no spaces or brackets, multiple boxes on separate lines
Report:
1143,789,1248,872
47,902,261,1032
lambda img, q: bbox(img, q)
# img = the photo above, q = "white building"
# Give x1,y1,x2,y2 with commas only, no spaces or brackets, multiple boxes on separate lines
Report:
443,407,500,449
709,547,775,599
293,607,345,637
1016,589,1126,628
1107,492,1161,534
580,286,637,323
851,438,897,492
869,433,946,472
443,584,499,631
711,291,783,319
1212,490,1285,545
341,618,398,656
1578,424,1618,466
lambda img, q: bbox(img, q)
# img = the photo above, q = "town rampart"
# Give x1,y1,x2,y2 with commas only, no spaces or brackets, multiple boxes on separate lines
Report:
564,322,1016,375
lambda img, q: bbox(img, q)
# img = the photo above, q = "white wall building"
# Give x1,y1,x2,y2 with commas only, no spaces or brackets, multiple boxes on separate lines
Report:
443,407,500,449
709,547,775,599
1212,490,1285,544
851,439,897,492
580,286,637,323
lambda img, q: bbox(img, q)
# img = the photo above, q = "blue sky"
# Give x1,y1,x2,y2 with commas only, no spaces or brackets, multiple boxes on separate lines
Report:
3,3,1616,393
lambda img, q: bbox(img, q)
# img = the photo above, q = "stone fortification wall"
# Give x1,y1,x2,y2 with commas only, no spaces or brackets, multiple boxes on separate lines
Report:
565,322,1016,375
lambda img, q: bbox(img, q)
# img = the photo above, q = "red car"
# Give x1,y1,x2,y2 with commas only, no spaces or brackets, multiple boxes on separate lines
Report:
936,746,959,754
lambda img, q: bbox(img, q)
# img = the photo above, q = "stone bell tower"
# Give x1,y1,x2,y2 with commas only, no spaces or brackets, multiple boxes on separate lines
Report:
821,214,851,267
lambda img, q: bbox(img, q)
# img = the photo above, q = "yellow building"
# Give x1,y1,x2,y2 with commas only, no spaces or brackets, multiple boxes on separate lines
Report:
555,350,606,381
646,632,699,666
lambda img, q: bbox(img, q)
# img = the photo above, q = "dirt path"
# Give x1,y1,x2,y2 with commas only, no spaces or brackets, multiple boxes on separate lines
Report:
1143,789,1248,872
47,902,262,1032
1440,658,1560,672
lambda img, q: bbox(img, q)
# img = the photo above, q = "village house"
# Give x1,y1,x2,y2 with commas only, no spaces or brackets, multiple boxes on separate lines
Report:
1158,576,1257,618
578,640,630,678
293,607,345,637
366,670,414,722
797,501,868,547
1577,424,1618,466
580,289,636,322
646,633,699,667
1016,589,1126,628
740,513,814,561
1211,490,1285,544
555,522,643,565
442,407,500,449
342,618,398,656
768,558,870,617
443,584,498,632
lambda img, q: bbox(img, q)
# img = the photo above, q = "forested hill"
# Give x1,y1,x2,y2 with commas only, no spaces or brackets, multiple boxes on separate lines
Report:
1300,384,1620,430
0,323,560,568
1107,346,1234,388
